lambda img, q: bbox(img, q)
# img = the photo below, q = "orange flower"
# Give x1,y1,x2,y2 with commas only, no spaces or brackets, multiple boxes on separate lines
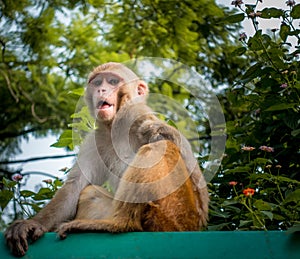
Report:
243,188,255,197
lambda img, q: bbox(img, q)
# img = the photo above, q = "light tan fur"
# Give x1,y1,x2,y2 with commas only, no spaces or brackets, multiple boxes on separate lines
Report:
5,63,209,257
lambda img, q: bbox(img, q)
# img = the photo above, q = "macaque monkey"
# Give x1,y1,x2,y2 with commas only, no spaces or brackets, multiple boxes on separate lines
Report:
5,62,209,256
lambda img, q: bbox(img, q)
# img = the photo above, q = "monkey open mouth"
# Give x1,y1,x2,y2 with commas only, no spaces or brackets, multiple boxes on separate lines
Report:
97,100,113,110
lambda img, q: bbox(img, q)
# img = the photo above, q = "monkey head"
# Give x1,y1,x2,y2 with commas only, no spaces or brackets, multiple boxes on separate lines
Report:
85,62,148,123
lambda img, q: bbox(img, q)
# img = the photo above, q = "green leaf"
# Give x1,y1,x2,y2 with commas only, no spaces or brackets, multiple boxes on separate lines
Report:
51,129,75,149
53,179,63,187
207,222,232,231
261,8,284,18
253,199,272,211
265,103,297,112
291,4,300,19
33,188,54,200
253,158,271,165
232,47,247,56
284,189,300,203
287,223,300,234
225,166,251,174
0,190,14,210
241,63,263,83
69,88,85,96
222,200,239,206
239,220,252,227
223,13,245,23
276,176,300,184
20,190,36,197
261,210,273,220
1,178,17,188
280,23,290,42
291,129,300,137
248,32,271,51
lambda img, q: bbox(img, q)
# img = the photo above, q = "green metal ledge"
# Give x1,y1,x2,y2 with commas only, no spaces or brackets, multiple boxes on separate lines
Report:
0,231,299,258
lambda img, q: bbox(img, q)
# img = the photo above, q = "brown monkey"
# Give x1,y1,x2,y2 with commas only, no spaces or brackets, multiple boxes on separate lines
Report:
5,62,209,256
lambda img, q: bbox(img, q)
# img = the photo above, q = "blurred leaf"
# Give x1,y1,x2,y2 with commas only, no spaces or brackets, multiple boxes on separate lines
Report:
69,88,85,96
291,129,300,137
33,188,54,201
284,189,300,203
248,32,271,51
51,129,74,149
223,13,245,23
241,63,263,83
260,8,284,18
253,199,273,210
225,166,252,174
280,23,291,42
1,178,17,188
0,190,14,210
232,47,247,56
20,190,35,197
291,4,300,19
287,223,300,233
265,103,297,112
261,210,273,220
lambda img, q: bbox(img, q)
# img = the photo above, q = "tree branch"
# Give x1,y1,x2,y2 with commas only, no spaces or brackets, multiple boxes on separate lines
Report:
0,127,41,139
0,154,76,165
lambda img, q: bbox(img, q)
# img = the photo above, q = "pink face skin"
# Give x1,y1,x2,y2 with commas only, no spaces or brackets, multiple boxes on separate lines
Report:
88,72,124,122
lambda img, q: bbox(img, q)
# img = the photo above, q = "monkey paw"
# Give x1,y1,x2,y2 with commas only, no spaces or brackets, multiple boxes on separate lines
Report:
5,219,46,257
57,222,73,240
146,123,178,144
57,220,86,239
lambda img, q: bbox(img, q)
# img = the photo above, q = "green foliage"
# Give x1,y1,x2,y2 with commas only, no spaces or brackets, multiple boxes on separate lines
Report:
210,1,300,231
0,177,62,224
1,0,299,232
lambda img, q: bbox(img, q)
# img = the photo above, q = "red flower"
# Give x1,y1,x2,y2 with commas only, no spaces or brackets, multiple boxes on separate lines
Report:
243,188,255,197
229,181,238,186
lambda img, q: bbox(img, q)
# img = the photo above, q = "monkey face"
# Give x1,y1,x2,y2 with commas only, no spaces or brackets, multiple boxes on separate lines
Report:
85,63,149,124
88,72,124,122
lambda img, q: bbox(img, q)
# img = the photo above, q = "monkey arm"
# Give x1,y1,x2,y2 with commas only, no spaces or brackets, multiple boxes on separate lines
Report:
33,166,86,230
135,116,209,226
4,163,89,257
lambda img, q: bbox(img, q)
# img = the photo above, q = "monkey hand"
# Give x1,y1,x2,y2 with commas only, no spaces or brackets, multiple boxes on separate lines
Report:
5,219,47,257
57,220,90,240
143,122,179,144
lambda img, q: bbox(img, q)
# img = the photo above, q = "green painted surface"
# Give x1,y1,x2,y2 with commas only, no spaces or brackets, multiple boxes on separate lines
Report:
0,231,299,258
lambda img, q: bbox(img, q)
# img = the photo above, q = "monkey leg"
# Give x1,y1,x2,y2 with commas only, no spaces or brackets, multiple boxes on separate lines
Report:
114,140,202,231
58,140,203,238
75,185,114,220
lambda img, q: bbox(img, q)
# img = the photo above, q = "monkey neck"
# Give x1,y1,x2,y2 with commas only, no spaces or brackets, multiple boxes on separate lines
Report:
96,118,113,130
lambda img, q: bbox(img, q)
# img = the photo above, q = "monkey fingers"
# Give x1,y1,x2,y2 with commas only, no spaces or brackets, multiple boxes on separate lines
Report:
5,219,46,257
57,219,126,239
147,123,179,144
57,220,91,239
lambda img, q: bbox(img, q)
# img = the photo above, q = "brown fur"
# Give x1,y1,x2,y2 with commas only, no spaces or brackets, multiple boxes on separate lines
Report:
58,140,202,238
5,63,209,257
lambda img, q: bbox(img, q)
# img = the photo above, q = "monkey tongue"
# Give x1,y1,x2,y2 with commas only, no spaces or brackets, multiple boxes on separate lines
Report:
100,103,112,110
97,101,112,110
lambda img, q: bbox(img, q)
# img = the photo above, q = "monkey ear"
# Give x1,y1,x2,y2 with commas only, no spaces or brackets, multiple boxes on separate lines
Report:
137,80,149,96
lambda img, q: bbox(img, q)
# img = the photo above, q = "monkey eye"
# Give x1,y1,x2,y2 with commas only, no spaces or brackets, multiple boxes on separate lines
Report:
108,77,120,86
92,78,103,86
